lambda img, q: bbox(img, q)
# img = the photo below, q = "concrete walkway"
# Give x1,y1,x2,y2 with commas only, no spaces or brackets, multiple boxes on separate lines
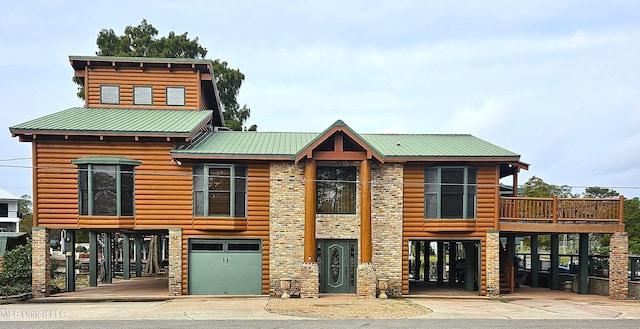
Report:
5,277,637,321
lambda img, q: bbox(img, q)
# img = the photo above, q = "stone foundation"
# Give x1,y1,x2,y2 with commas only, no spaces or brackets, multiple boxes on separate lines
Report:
32,227,50,298
300,262,319,298
609,232,629,299
357,263,376,298
168,228,182,296
485,231,500,297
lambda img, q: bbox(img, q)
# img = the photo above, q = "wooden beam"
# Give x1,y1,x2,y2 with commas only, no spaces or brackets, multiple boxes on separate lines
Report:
312,151,367,161
499,221,624,233
360,159,372,263
304,159,317,263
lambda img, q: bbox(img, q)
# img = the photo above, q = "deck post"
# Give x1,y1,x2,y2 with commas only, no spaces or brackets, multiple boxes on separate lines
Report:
437,241,444,285
122,233,131,280
64,229,76,292
550,233,560,290
578,233,589,294
531,234,539,287
89,231,98,287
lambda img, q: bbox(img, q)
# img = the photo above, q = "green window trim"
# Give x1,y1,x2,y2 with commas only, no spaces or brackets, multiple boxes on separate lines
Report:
74,156,139,217
193,164,247,218
425,167,477,219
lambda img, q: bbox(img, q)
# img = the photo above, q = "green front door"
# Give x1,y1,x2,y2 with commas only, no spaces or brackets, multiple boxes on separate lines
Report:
318,239,357,293
188,239,262,295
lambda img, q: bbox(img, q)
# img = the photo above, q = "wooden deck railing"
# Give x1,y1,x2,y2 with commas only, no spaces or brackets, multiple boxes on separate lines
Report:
500,195,624,224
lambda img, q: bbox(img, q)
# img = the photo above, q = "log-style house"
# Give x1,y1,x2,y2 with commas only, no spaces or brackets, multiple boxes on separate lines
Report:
10,56,629,299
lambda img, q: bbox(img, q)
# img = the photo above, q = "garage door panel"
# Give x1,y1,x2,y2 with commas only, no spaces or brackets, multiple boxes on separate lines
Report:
188,239,262,295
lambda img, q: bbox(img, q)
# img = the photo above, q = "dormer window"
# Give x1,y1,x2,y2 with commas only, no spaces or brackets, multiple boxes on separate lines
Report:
133,86,153,105
166,86,186,106
100,85,120,104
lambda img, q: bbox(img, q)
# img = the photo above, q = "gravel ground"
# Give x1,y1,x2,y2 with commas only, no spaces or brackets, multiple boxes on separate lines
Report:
265,296,431,319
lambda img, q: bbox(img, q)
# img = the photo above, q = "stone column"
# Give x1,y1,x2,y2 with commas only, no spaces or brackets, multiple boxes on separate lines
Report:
609,232,629,299
357,263,376,298
32,227,51,298
168,228,183,296
300,262,319,298
485,230,500,297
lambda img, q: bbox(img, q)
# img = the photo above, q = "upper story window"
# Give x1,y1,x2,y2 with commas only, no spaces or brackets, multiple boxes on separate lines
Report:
0,203,7,217
72,156,141,216
133,86,153,105
425,167,477,219
193,164,247,218
100,85,120,104
316,166,356,214
166,86,186,106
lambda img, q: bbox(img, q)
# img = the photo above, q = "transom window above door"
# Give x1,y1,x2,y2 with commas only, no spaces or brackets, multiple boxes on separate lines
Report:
316,166,356,214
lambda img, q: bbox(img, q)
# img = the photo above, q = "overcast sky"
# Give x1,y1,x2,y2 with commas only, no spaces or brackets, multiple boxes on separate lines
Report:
2,0,640,198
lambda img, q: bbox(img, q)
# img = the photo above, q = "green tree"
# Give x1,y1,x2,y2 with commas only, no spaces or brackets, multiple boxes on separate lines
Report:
522,176,576,198
18,195,33,237
625,197,640,254
74,19,251,130
582,186,619,198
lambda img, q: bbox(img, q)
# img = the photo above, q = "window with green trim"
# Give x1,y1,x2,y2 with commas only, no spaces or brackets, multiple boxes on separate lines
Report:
77,164,135,216
193,164,247,217
100,85,120,104
425,167,477,219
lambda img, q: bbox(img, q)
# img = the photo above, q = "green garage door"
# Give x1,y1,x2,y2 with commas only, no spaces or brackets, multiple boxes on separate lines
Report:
188,239,262,295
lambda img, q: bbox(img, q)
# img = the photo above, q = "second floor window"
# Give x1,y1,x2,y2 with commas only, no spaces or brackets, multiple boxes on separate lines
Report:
316,166,356,214
425,167,477,219
0,203,7,217
166,86,186,106
77,164,136,216
193,164,247,217
133,86,153,105
100,85,120,104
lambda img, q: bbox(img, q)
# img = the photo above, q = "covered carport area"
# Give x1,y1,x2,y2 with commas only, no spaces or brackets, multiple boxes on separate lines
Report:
407,239,481,295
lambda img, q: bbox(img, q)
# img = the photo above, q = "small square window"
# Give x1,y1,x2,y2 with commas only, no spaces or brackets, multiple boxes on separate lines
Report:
166,87,185,106
100,85,120,104
133,86,153,105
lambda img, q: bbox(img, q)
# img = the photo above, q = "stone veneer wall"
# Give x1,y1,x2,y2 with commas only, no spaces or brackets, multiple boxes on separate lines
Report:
370,163,403,297
269,162,306,296
32,227,51,297
168,228,182,296
609,232,629,299
485,230,500,297
268,161,404,298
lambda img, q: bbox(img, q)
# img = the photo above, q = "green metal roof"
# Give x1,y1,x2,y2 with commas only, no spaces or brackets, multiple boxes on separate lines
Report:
172,131,520,160
10,107,212,137
173,132,318,157
69,55,213,65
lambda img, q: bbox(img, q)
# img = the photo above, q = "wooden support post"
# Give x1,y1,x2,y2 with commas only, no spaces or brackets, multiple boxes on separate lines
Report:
64,230,76,292
507,234,516,292
135,235,143,277
123,233,131,280
550,233,560,290
449,241,457,287
437,241,444,285
89,231,98,287
414,241,421,281
531,234,539,288
464,242,476,291
360,159,372,263
304,159,317,263
104,232,112,284
578,233,589,294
